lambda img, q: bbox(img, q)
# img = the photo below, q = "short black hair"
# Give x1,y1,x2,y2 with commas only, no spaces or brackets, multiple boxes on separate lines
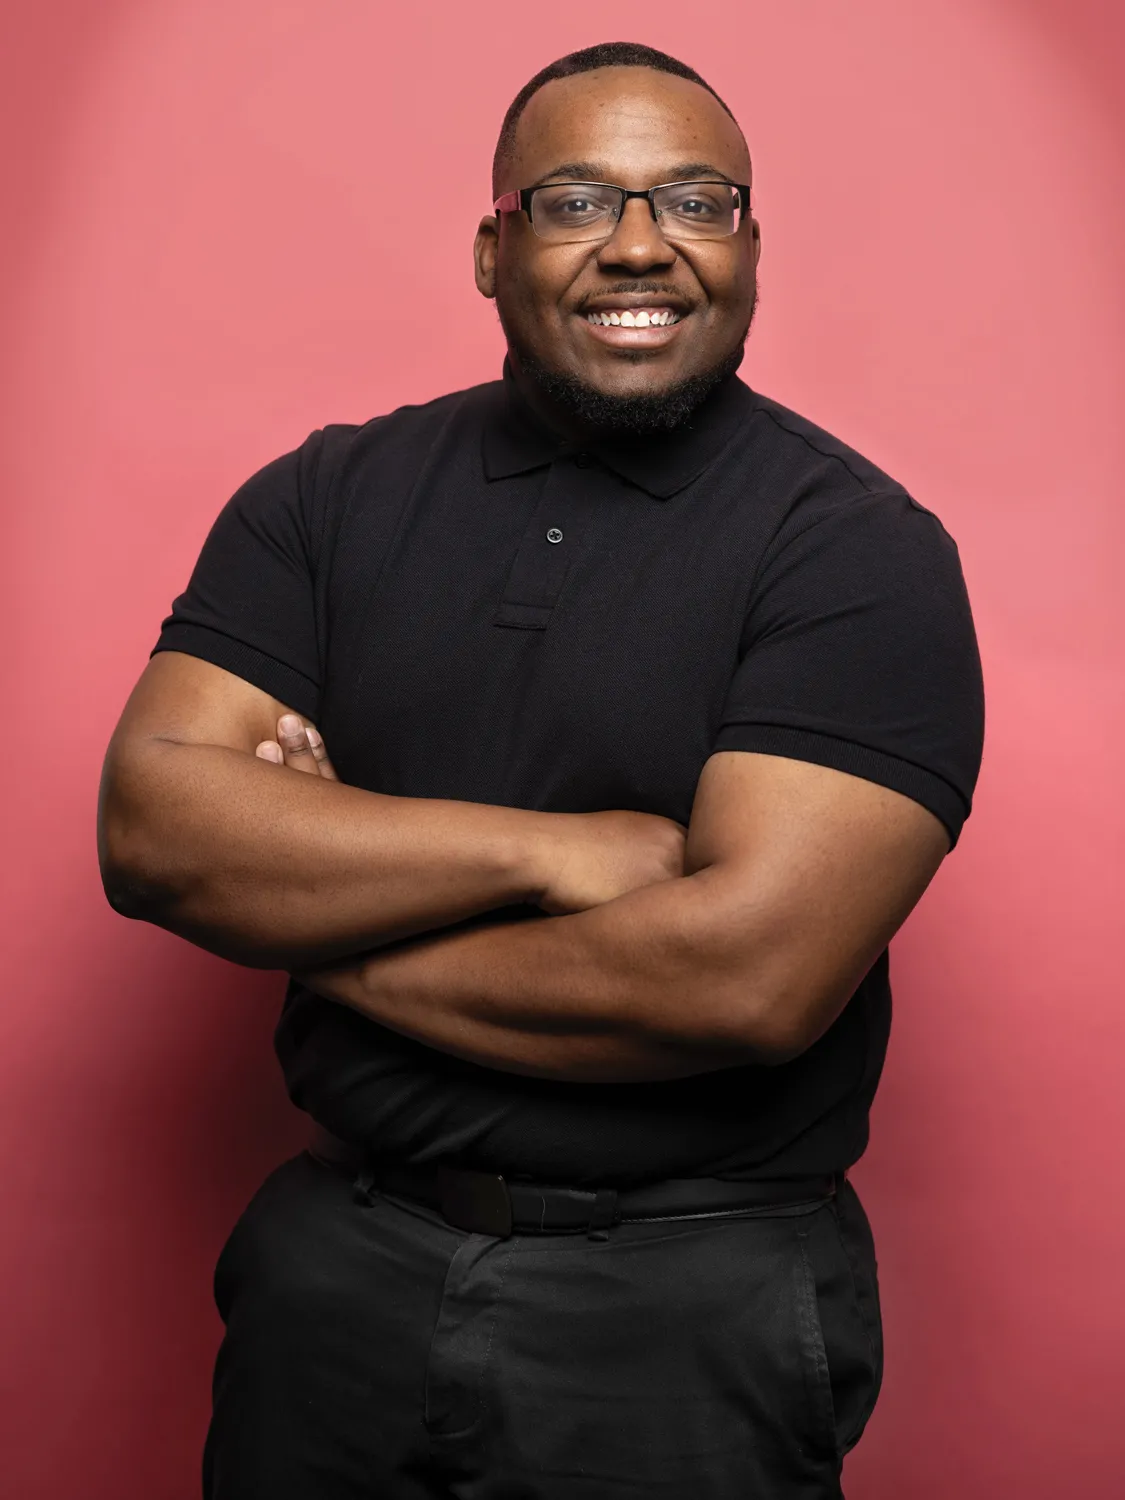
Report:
492,42,746,194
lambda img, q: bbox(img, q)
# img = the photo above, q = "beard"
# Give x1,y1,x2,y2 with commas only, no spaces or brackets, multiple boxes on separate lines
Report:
503,285,758,438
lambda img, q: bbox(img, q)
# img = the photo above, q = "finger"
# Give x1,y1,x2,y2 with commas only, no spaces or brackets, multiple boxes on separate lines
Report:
276,713,321,774
256,741,284,764
303,725,338,780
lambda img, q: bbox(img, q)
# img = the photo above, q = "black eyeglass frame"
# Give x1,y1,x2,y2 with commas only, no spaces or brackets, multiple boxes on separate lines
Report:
493,180,755,238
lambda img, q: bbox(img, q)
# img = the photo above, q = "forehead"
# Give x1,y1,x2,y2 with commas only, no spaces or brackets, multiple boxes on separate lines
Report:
506,66,749,188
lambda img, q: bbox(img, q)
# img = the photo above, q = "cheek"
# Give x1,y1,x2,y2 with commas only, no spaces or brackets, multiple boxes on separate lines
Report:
687,248,754,310
498,244,589,321
496,270,555,338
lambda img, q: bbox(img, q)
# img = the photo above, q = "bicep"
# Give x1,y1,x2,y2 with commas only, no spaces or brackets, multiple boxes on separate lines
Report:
98,652,308,896
107,651,300,762
686,751,949,1057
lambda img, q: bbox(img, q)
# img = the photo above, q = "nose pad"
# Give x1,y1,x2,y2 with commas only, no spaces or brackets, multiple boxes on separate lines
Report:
601,199,674,261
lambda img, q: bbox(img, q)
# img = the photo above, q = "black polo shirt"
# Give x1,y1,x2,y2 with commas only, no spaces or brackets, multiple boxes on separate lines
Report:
153,365,984,1186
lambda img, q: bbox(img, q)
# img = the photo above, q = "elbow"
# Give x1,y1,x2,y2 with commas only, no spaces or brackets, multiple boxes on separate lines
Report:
684,909,867,1068
98,835,267,966
98,741,202,926
735,1012,813,1067
99,840,171,924
97,800,178,925
96,765,282,971
706,978,833,1068
100,866,166,923
748,980,857,1066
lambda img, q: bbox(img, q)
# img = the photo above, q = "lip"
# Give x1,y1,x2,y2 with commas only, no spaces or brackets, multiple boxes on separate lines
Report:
580,314,687,349
577,292,694,349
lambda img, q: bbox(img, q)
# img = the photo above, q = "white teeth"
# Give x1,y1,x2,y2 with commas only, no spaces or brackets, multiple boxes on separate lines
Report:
586,308,681,327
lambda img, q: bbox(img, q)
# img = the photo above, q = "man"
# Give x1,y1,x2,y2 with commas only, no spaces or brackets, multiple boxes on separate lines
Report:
98,41,984,1500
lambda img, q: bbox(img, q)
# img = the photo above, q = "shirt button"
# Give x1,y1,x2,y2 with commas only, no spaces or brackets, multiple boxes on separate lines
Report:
575,453,591,468
546,527,564,544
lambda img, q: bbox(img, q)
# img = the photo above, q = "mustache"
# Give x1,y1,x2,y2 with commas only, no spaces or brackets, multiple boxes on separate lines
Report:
581,281,685,301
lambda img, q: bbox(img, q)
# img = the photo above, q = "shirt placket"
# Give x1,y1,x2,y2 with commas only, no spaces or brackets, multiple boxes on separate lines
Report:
493,457,591,630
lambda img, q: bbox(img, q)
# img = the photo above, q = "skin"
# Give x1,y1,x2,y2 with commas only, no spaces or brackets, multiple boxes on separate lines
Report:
258,715,947,1080
246,72,948,1077
99,66,950,1083
474,67,761,428
98,654,686,969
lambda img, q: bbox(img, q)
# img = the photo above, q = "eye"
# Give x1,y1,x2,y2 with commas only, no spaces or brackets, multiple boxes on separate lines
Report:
665,191,725,219
534,185,618,225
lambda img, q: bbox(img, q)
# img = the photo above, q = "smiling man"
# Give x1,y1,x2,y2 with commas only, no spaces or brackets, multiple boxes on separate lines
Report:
98,41,984,1500
485,65,756,433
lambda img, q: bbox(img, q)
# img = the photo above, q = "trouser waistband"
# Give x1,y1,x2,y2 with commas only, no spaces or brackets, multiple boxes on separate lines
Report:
308,1128,840,1239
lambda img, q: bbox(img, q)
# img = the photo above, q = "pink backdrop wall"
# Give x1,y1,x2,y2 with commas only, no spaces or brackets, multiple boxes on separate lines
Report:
3,2,1123,1494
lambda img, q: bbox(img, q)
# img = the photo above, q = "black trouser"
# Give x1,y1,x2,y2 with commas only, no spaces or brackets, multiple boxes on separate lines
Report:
203,1152,883,1498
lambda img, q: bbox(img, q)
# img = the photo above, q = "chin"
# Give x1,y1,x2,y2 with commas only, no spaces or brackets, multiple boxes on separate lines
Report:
516,342,747,437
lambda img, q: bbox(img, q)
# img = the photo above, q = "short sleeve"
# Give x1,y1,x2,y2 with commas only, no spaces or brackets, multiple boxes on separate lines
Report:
151,432,328,721
714,490,985,845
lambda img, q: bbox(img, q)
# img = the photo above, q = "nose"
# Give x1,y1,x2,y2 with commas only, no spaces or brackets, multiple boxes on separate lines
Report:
595,197,677,273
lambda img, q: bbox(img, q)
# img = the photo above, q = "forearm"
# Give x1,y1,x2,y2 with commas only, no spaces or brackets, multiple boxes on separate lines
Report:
306,866,776,1082
99,739,550,968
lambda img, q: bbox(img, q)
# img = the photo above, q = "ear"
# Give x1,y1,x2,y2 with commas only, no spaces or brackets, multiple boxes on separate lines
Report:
474,215,499,299
750,214,762,271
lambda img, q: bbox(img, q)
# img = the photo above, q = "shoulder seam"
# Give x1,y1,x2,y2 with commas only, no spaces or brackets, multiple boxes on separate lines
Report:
755,402,888,495
743,484,949,609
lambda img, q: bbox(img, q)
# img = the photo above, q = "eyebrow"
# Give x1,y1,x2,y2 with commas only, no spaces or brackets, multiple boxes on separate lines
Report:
528,160,738,188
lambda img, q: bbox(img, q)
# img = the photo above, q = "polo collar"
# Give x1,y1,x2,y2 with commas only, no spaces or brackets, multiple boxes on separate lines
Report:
482,360,755,499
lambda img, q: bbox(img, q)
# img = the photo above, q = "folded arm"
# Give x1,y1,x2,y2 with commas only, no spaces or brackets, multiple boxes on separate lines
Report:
98,652,685,970
302,750,951,1082
96,653,548,968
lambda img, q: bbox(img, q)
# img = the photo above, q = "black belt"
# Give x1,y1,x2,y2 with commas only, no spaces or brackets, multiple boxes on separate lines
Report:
309,1129,839,1239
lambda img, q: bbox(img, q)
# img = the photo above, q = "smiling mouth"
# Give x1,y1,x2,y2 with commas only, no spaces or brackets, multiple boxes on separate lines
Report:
580,305,688,350
585,308,682,327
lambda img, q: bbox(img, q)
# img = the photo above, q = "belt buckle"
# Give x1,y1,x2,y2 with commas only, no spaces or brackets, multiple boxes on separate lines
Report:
436,1168,513,1237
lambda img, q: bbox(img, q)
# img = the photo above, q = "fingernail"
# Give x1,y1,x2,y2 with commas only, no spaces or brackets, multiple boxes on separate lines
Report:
279,714,301,736
306,726,322,748
258,742,283,763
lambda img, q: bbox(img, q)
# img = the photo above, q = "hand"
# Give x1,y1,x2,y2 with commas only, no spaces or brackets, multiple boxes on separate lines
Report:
255,714,338,779
534,810,687,916
257,718,686,916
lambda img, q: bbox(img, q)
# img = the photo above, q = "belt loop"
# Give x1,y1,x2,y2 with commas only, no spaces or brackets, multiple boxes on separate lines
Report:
587,1188,618,1241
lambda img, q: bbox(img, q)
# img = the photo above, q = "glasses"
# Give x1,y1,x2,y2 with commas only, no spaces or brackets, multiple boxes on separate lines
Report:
494,180,754,244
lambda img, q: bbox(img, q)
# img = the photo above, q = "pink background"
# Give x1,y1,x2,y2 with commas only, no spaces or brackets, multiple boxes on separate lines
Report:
3,2,1123,1494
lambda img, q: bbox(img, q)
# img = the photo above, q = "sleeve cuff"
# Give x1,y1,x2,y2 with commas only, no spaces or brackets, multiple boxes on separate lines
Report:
712,723,970,846
151,622,320,723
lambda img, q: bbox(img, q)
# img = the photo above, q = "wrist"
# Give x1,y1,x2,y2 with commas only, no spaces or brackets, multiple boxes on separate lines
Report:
507,810,564,907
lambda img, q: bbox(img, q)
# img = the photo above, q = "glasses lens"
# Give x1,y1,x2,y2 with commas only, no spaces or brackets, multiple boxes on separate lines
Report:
652,182,738,238
530,183,621,241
